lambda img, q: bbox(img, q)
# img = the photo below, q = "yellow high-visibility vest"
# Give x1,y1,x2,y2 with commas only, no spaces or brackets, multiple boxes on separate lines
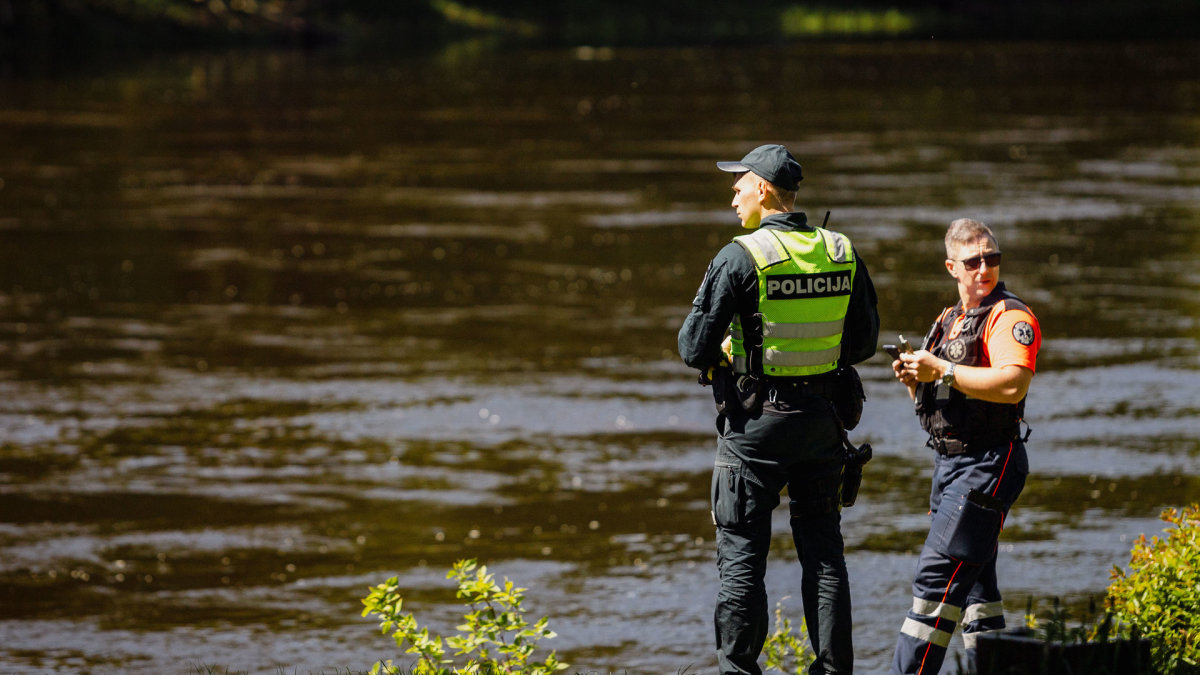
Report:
730,226,856,377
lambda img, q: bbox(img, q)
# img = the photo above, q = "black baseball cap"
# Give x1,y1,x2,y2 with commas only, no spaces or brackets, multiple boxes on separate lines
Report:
717,144,804,191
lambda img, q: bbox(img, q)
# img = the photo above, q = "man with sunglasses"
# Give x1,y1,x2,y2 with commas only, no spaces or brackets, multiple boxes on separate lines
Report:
887,218,1041,675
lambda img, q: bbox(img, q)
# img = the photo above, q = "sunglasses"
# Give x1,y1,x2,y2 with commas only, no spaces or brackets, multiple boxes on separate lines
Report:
955,252,1002,271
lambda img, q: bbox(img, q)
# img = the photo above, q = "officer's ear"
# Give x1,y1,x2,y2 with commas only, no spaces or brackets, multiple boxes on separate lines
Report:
945,258,957,276
755,178,771,204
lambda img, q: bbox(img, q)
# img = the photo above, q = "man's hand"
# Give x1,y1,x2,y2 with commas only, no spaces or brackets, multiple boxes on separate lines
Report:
892,353,919,401
721,335,733,365
899,350,943,384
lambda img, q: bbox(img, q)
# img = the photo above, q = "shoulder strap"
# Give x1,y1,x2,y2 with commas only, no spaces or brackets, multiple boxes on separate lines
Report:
996,288,1031,315
818,228,854,264
733,228,789,270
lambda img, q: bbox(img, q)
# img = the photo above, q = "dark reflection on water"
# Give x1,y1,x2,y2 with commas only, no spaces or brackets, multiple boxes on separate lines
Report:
0,41,1198,673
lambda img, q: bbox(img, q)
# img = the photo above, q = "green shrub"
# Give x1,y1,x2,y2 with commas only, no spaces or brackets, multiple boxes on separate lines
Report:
1106,504,1200,674
762,599,815,674
361,559,569,675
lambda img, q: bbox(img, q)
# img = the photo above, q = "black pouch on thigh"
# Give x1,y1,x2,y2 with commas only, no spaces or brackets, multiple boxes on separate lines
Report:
930,488,1003,563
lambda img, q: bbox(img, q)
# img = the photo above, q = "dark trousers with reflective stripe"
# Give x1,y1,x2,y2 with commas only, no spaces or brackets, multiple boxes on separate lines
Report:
889,441,1028,675
711,404,853,675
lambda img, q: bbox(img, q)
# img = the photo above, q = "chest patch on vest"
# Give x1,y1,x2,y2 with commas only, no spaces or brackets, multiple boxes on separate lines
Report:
765,270,852,300
1013,321,1035,346
945,338,967,362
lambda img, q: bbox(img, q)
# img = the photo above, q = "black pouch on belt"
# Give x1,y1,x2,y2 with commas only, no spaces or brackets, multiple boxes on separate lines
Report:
710,365,734,416
734,373,764,416
830,366,865,431
711,367,764,421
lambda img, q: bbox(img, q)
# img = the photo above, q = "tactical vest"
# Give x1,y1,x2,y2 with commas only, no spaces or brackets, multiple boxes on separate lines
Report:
730,226,856,378
916,283,1030,441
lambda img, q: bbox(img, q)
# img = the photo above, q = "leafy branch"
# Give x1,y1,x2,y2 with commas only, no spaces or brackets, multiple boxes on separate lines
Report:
362,559,569,675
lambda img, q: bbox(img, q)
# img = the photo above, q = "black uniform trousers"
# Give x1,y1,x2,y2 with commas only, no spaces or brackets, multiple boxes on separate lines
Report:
711,397,853,675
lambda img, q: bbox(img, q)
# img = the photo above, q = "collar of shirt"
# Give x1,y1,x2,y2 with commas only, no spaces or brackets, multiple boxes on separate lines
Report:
759,211,810,231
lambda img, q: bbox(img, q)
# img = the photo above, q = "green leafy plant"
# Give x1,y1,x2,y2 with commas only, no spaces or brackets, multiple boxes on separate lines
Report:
361,559,569,675
762,598,816,674
1107,504,1200,675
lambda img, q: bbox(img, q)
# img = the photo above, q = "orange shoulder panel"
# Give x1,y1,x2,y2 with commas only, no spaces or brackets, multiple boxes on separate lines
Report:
984,301,1040,372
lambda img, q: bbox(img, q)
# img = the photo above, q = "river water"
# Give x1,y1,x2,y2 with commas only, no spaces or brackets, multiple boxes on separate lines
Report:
0,40,1198,674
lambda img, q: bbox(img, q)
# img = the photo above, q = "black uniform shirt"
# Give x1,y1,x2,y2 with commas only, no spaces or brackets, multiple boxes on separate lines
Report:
677,212,880,375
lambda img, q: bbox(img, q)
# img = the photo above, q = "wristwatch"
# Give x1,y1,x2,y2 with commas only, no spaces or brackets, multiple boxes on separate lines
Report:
941,362,957,388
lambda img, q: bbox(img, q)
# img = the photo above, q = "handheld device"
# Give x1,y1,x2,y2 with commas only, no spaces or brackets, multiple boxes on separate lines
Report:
882,344,901,360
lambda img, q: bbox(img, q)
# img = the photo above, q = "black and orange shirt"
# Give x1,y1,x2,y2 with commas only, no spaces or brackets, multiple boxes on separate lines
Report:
935,291,1041,373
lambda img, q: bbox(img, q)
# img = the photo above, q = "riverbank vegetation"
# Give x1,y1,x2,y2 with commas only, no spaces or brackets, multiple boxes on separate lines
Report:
354,505,1199,675
4,0,1200,63
1106,504,1200,674
191,505,1197,675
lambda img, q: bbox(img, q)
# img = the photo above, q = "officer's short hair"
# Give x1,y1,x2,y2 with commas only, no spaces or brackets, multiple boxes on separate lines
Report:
945,218,997,256
762,181,796,208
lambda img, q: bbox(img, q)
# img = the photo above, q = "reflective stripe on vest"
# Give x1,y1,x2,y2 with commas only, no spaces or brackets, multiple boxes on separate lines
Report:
730,226,856,377
764,344,843,367
738,228,789,268
731,318,843,341
763,317,844,339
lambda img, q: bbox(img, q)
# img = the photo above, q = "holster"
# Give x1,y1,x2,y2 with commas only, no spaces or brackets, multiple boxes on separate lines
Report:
820,394,873,508
840,441,873,507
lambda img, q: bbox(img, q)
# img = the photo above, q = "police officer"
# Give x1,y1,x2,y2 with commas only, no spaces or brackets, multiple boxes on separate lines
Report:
888,218,1042,675
678,144,880,675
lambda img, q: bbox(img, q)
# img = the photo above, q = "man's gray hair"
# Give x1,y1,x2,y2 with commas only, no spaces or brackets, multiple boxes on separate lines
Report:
945,218,997,257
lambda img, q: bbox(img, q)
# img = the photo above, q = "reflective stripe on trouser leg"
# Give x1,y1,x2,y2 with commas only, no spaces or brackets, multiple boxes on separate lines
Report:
961,600,1007,665
892,593,963,674
913,596,963,624
962,601,1004,628
900,617,954,648
892,616,956,675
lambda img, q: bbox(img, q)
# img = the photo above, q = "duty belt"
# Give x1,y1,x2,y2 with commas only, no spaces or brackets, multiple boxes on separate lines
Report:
927,433,1015,456
766,378,837,404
